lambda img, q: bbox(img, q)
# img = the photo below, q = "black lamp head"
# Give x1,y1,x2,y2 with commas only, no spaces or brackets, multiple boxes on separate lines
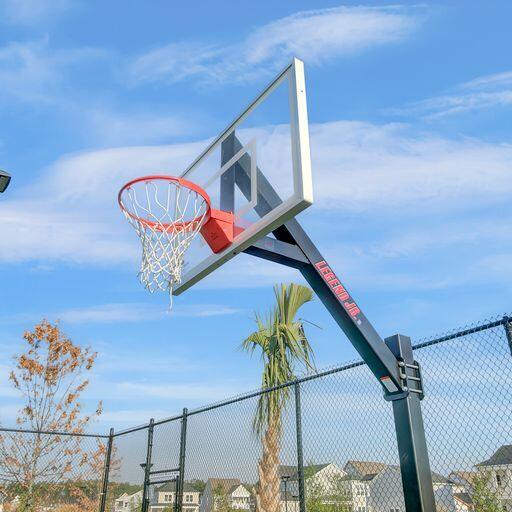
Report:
0,170,11,193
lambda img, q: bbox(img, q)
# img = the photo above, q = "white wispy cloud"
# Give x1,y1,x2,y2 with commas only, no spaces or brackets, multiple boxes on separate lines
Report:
0,38,195,145
1,303,241,324
57,303,164,323
1,119,511,295
372,220,512,258
391,69,512,118
85,108,196,146
461,70,512,90
130,5,424,86
310,121,512,211
98,408,176,426
0,0,72,25
0,37,108,103
115,380,243,402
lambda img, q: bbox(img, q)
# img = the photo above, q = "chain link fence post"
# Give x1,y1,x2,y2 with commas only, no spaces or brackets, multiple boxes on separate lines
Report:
177,408,188,512
142,419,154,512
99,428,114,512
294,381,306,512
503,315,512,356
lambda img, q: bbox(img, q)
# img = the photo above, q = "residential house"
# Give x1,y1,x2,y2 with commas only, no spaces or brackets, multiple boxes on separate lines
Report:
114,490,143,512
199,479,252,512
452,493,474,512
448,472,477,494
344,460,388,479
342,460,388,512
278,463,348,512
341,461,472,512
476,444,512,512
150,481,201,512
346,460,471,512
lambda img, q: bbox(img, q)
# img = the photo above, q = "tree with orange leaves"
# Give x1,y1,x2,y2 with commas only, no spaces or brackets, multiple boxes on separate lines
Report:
0,320,104,511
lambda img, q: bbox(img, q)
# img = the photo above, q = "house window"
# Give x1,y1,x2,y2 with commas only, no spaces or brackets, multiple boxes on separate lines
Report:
186,494,194,502
164,494,173,502
496,472,507,487
390,508,401,512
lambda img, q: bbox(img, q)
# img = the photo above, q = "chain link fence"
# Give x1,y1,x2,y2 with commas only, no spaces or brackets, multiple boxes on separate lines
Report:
0,429,109,511
1,315,511,512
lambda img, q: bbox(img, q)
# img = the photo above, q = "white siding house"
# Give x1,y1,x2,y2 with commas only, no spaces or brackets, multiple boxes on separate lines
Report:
369,466,471,512
476,444,512,512
448,472,477,494
278,463,348,512
199,479,252,512
150,481,201,512
114,490,143,512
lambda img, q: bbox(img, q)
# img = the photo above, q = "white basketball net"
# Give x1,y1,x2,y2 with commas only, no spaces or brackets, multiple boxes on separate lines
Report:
119,178,210,300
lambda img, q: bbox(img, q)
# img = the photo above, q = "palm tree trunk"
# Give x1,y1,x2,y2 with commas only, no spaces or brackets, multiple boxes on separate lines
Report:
256,416,281,512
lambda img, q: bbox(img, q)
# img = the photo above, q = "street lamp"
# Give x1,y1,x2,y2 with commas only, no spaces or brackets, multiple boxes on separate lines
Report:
281,475,290,512
0,170,11,193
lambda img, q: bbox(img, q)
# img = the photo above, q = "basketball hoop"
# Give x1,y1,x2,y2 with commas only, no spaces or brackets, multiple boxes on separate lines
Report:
119,175,234,302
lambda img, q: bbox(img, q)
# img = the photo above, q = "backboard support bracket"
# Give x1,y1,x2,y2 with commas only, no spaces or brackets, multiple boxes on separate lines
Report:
220,133,436,512
244,236,309,269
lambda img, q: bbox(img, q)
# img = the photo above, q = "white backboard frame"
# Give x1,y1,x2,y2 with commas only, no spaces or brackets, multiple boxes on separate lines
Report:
174,58,313,295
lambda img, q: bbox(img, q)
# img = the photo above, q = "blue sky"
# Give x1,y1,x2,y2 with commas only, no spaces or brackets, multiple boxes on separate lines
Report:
0,0,511,432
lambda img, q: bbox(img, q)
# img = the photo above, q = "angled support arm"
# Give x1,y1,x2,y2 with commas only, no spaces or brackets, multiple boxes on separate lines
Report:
219,126,436,512
221,132,402,392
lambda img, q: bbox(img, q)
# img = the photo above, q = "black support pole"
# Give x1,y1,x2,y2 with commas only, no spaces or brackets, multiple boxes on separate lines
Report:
142,419,155,512
294,382,306,512
99,428,114,512
177,408,188,512
385,335,435,512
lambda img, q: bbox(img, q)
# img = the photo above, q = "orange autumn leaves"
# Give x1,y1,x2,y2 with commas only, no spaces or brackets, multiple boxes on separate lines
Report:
0,321,108,511
8,320,102,434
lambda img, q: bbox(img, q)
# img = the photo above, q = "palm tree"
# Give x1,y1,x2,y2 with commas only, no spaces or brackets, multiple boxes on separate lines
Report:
241,283,316,512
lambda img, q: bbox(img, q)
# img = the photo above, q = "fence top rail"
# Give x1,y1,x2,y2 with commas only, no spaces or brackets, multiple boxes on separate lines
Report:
412,316,509,350
0,426,109,439
3,314,509,438
116,314,510,431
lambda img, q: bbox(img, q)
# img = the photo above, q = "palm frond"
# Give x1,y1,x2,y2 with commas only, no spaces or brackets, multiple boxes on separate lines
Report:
240,283,317,436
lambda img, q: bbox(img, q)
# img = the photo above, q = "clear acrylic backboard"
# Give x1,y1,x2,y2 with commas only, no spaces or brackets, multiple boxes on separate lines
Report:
174,58,313,294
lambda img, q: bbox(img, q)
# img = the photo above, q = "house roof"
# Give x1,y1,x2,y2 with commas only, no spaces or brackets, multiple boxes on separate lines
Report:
431,472,451,484
344,460,388,477
448,471,477,486
279,464,330,480
476,445,512,466
207,478,250,495
342,463,452,485
339,473,377,482
156,481,198,493
454,492,473,506
386,465,451,485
